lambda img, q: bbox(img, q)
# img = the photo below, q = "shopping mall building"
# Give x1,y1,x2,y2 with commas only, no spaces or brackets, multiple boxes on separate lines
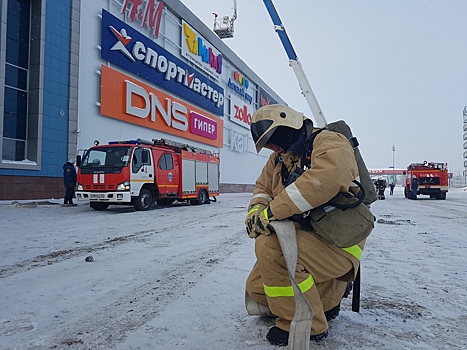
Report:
0,0,286,200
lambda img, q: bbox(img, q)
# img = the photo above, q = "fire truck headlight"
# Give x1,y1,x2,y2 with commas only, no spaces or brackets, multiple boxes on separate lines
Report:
117,181,130,191
77,183,84,191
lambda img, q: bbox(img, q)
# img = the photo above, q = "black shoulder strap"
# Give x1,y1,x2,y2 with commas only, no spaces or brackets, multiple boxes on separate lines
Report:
301,128,324,169
275,154,281,166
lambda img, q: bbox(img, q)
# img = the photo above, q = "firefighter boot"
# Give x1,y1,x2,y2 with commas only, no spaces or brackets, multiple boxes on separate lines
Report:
266,326,328,346
324,282,353,321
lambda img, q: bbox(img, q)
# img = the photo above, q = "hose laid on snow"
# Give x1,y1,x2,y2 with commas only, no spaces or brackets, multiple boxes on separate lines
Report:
270,220,313,350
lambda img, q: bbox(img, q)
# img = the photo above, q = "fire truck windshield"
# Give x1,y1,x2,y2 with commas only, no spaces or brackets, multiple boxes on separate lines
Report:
81,147,132,168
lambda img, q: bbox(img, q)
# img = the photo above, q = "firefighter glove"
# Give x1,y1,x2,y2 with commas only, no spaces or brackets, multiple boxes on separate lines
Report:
246,204,266,239
256,207,277,236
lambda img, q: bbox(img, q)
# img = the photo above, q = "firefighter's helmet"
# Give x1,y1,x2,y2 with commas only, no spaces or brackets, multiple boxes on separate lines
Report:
250,104,308,153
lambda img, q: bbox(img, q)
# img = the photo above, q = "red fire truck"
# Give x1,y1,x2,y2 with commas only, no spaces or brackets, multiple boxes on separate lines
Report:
404,161,448,200
76,138,220,211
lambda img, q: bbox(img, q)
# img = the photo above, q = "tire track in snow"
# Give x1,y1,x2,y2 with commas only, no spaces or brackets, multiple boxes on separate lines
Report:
43,229,247,350
0,209,243,279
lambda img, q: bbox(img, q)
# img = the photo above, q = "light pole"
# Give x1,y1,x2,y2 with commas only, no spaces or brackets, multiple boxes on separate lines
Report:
463,107,467,188
392,144,395,184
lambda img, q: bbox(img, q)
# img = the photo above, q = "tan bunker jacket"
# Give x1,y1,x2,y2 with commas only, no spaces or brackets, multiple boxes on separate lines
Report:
246,129,365,335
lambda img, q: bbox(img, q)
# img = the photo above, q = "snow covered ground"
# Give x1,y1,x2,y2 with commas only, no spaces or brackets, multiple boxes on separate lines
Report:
1,187,466,350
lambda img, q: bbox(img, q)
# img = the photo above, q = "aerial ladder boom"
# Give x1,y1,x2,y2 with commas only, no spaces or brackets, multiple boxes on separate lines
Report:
262,0,327,127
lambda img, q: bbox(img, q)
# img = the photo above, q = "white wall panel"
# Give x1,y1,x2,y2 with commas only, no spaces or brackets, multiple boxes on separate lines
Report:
78,0,283,187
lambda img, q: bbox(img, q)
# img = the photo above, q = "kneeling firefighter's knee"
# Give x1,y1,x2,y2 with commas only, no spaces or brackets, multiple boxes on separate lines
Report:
255,234,282,261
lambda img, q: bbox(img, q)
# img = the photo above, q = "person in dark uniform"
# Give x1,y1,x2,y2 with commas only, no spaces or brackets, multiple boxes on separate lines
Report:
389,182,395,195
411,176,418,200
63,159,77,206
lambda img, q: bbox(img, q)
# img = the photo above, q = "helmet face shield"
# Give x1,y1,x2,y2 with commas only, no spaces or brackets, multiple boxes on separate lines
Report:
250,105,306,152
251,119,274,151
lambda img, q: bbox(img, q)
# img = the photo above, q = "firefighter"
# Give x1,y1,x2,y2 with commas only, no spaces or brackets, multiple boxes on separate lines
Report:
411,175,419,199
63,159,77,206
245,104,364,346
376,176,386,200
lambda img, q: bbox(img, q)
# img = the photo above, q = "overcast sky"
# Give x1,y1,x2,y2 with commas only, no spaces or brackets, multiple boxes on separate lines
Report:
180,0,467,175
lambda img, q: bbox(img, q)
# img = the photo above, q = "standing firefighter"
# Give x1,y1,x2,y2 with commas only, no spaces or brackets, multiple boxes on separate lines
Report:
411,175,419,199
245,105,366,346
375,176,387,200
63,159,77,206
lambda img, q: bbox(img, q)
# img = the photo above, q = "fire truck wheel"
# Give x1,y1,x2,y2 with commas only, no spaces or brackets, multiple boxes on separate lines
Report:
190,189,209,205
134,189,153,211
199,189,209,204
437,192,446,200
90,202,109,211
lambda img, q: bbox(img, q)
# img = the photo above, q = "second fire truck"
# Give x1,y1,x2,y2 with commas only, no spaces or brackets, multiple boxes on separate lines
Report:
76,138,220,211
404,161,448,200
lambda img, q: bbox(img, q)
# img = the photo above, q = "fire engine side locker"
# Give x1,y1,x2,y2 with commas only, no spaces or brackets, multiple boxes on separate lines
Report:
181,157,197,195
180,150,219,202
196,161,208,187
208,162,219,193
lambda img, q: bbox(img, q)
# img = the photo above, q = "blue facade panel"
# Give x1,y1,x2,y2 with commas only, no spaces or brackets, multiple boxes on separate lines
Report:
0,2,72,178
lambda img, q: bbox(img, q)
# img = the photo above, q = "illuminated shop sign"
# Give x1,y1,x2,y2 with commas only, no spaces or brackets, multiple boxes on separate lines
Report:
227,70,253,104
121,0,164,39
100,65,223,148
230,93,254,129
258,86,277,107
181,20,222,80
101,10,224,116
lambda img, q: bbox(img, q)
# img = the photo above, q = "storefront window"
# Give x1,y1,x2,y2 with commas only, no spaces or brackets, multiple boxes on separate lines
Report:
2,0,31,161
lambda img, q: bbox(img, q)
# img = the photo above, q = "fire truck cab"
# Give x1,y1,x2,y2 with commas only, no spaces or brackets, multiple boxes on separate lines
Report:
76,138,220,211
404,161,448,200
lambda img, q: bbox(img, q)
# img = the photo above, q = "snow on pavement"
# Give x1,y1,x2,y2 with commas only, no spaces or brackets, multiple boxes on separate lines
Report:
1,188,466,349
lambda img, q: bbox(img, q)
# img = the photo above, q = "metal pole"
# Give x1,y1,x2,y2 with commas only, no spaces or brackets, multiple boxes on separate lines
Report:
392,144,397,184
463,107,467,188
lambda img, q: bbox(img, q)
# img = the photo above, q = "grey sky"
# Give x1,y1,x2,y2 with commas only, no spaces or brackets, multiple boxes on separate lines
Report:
180,0,467,175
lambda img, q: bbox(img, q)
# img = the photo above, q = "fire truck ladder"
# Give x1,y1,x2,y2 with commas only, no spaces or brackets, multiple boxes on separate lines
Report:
152,138,214,156
262,0,327,127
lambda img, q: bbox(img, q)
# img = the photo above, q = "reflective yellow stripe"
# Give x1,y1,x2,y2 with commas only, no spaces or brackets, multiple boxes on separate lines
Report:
263,274,314,297
248,206,260,215
343,245,363,260
263,208,269,220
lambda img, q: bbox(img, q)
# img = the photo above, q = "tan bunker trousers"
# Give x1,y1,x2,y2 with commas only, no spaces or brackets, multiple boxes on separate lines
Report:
246,228,362,335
